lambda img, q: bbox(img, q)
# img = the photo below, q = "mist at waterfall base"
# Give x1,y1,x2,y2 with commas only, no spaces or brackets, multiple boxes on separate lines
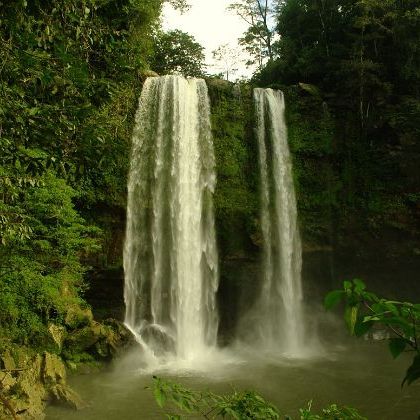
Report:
45,76,420,419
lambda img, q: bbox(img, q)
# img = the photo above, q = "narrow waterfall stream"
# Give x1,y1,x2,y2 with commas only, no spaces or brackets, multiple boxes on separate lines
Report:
250,88,305,354
123,75,219,362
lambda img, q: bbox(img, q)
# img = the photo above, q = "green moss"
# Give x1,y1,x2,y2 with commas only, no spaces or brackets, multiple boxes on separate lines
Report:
207,80,259,257
207,80,339,254
284,86,337,245
62,351,95,364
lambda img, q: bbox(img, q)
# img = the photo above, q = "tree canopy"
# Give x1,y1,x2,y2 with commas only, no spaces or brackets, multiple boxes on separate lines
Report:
228,0,277,67
150,29,206,77
255,0,420,244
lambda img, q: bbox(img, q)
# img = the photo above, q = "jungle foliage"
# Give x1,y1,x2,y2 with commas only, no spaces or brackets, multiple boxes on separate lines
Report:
0,0,163,344
254,0,420,253
150,29,206,77
0,0,162,207
0,170,100,345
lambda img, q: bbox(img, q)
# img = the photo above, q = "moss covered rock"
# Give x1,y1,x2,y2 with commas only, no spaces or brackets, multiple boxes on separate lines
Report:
206,79,259,259
64,305,94,330
63,319,134,361
42,352,66,386
47,324,67,352
49,384,86,410
0,349,84,419
0,350,15,371
64,322,103,354
7,354,46,419
141,70,159,78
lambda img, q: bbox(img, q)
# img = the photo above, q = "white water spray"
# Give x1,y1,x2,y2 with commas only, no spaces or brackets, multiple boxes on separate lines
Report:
123,75,219,362
251,88,305,354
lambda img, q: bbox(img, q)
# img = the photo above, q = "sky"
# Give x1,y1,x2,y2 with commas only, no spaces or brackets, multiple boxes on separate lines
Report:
162,0,254,79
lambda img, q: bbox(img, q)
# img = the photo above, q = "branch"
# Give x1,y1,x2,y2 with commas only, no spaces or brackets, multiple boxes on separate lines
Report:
363,301,418,351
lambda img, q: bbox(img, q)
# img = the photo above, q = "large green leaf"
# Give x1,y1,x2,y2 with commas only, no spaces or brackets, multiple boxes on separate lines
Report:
354,320,374,337
154,386,167,408
402,354,420,386
389,338,407,359
345,305,359,335
324,290,345,310
353,278,366,293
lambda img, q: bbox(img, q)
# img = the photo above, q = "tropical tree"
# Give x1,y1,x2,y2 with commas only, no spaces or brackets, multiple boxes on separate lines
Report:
150,29,206,77
228,0,276,67
211,44,242,81
167,0,191,13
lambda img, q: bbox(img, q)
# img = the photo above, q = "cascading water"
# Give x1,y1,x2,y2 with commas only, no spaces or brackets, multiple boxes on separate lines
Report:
123,75,219,362
251,88,305,354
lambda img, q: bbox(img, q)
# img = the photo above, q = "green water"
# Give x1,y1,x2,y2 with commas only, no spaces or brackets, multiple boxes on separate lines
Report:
46,341,419,419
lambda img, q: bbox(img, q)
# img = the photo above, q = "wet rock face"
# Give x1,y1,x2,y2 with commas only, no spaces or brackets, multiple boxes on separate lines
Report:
141,324,176,356
42,353,66,386
0,351,84,419
63,319,135,361
49,384,86,410
0,318,134,418
99,319,136,358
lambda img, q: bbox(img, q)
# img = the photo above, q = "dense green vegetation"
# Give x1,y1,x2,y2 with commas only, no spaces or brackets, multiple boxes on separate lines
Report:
2,0,418,347
207,80,259,256
284,86,336,245
150,29,206,77
0,171,99,344
1,0,419,417
253,0,420,255
0,0,163,345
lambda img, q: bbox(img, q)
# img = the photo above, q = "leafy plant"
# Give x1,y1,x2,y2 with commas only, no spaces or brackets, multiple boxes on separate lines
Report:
299,401,366,420
325,279,420,386
0,170,100,345
151,376,365,419
152,376,280,419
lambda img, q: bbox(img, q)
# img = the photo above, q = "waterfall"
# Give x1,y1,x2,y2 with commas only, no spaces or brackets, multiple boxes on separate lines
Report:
123,75,219,361
252,88,305,354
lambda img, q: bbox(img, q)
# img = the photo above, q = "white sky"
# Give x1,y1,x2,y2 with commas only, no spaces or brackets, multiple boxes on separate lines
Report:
162,0,254,79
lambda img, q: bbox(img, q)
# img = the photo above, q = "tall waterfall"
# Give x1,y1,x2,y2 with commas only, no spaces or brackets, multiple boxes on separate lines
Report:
252,88,305,354
123,75,219,361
